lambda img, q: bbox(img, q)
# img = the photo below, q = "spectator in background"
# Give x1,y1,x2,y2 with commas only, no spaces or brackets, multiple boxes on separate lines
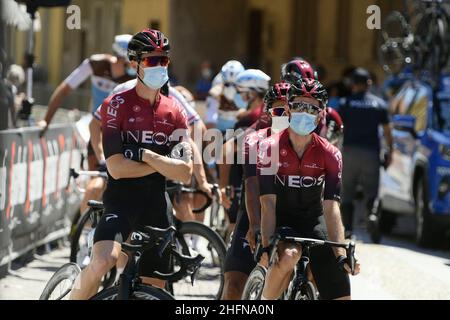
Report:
3,64,26,128
335,68,393,239
195,60,213,100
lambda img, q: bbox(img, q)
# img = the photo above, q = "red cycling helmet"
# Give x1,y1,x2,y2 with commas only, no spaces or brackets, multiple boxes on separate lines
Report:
281,59,318,83
264,82,291,111
287,78,328,108
128,28,170,61
316,107,344,145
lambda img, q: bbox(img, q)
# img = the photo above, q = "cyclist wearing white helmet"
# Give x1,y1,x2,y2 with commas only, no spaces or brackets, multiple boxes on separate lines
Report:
233,69,271,128
205,60,245,132
38,34,135,219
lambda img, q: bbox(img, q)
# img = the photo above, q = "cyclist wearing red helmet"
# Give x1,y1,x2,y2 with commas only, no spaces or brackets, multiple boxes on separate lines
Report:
70,29,193,300
315,107,344,148
281,59,318,83
257,78,360,300
221,82,290,299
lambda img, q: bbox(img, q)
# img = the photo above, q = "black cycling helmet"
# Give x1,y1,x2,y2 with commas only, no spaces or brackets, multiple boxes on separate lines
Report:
287,78,328,108
264,82,291,110
128,28,170,62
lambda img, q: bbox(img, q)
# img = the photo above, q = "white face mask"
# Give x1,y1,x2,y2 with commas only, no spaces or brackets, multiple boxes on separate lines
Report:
271,116,290,133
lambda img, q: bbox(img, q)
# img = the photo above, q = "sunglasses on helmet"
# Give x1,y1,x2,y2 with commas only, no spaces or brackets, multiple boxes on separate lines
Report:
140,56,170,67
289,101,322,116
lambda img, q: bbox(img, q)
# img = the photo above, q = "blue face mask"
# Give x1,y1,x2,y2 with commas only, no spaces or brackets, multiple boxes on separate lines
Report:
289,112,318,136
141,66,169,89
233,92,248,109
126,67,137,77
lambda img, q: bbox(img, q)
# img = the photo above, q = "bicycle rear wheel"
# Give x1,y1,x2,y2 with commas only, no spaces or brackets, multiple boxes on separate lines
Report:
169,221,226,300
90,284,174,300
39,263,80,300
241,265,267,300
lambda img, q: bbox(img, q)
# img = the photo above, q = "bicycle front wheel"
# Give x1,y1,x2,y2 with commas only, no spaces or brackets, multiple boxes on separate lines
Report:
241,265,267,300
90,284,174,300
39,263,81,300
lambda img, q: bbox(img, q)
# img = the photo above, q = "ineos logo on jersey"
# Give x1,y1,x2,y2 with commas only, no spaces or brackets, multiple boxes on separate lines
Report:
106,96,125,129
125,130,169,146
275,174,325,188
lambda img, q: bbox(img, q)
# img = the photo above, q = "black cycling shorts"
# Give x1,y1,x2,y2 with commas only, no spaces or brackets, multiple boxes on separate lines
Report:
94,192,174,277
224,228,255,275
276,215,351,300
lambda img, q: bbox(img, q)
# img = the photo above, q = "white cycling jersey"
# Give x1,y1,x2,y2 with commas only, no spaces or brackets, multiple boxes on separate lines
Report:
92,79,200,125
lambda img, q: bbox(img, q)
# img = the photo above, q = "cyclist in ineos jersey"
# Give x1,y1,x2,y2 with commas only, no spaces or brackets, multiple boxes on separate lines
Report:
221,82,290,299
257,79,360,300
70,29,193,300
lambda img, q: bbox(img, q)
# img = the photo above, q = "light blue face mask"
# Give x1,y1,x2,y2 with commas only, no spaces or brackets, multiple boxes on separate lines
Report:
141,66,169,89
233,92,248,109
126,67,137,77
289,112,318,136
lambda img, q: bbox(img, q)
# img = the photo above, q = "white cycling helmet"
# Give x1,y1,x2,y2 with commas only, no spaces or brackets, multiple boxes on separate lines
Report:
235,69,271,92
112,34,133,59
220,60,245,84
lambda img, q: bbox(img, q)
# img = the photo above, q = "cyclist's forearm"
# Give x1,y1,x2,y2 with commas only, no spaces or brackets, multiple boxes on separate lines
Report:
44,82,72,124
218,140,234,188
89,118,105,163
245,177,261,230
191,138,208,186
142,149,193,185
323,200,346,257
106,154,156,180
260,194,276,247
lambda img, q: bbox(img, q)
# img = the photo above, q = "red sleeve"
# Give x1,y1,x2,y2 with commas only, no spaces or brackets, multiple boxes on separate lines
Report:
324,146,342,202
101,95,123,159
172,99,189,144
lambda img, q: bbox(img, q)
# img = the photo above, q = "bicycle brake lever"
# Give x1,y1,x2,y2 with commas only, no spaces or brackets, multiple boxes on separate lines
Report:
347,241,356,275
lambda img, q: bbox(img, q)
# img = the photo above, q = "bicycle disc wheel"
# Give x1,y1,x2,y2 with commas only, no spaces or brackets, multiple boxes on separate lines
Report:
241,265,267,300
90,284,175,300
39,263,81,300
170,221,226,300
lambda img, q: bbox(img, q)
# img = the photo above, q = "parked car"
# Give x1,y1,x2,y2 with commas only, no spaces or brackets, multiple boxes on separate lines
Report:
375,74,450,247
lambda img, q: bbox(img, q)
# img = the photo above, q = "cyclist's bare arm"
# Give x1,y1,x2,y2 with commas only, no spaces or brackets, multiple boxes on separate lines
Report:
106,154,156,179
40,82,73,129
323,200,347,257
218,138,234,189
142,144,193,185
190,136,211,194
89,117,105,163
245,176,261,231
260,194,277,248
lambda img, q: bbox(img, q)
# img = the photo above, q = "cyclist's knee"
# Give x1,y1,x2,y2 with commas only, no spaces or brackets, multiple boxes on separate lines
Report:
90,243,120,278
278,248,301,272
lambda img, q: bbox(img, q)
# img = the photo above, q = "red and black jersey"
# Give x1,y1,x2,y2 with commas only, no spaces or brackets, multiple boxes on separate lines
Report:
100,87,188,204
257,130,342,218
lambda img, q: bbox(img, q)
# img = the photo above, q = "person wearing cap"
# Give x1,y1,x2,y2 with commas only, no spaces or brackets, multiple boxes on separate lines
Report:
336,67,393,239
38,34,135,218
